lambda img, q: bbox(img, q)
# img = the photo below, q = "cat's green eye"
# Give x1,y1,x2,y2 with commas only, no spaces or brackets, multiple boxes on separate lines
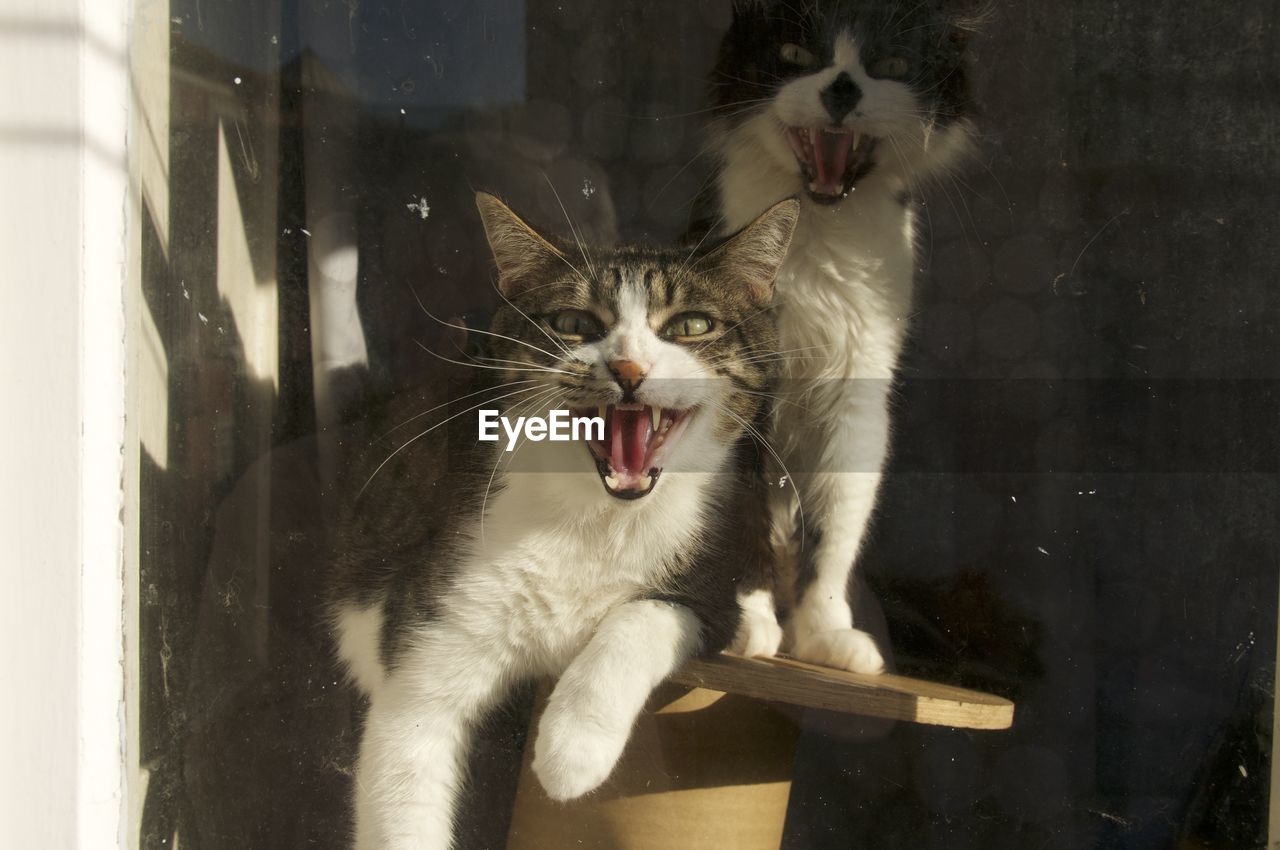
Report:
663,312,714,339
870,56,911,79
550,310,604,339
779,43,816,68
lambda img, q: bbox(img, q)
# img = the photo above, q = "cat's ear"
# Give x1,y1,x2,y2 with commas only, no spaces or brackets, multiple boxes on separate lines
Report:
703,198,799,305
475,192,566,297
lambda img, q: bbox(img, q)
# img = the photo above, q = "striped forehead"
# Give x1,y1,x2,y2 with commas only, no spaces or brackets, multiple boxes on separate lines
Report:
590,261,691,317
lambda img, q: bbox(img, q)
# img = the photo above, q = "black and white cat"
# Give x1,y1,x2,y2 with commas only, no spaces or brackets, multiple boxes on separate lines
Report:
328,193,798,849
707,0,980,672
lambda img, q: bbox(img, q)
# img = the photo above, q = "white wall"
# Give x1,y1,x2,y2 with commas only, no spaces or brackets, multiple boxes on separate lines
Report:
0,1,128,846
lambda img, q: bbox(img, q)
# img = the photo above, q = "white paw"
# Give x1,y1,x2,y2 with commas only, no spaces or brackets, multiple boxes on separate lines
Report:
730,606,784,658
790,627,886,674
532,705,629,801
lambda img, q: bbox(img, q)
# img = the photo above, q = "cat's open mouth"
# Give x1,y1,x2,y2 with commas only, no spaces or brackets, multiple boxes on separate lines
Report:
785,126,877,202
573,403,693,500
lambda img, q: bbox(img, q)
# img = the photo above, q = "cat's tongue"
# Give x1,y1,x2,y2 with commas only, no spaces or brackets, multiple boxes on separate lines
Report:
610,407,653,480
812,129,854,196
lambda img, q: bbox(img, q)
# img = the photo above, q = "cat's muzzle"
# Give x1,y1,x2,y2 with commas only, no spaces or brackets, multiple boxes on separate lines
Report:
785,126,878,202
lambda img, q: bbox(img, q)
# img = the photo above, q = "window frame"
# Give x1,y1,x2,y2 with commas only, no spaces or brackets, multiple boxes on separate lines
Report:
0,0,131,846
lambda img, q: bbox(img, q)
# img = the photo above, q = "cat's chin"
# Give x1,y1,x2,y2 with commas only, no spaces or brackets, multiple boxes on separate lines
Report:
575,403,695,501
594,459,660,500
784,125,878,202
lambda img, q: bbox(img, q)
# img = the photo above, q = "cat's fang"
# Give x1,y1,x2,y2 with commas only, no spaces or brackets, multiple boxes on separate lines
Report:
650,405,661,431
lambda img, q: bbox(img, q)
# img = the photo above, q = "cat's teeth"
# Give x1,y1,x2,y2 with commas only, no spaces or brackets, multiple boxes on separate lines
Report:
598,403,607,420
605,473,620,489
851,130,862,150
650,405,661,431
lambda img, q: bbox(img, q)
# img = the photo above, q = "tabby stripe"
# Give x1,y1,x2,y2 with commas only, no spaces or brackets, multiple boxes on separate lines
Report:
592,267,618,307
727,372,765,393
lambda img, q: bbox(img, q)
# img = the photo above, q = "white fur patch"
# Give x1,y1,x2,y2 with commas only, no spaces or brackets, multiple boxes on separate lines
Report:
532,599,701,800
335,601,386,698
730,587,784,658
790,626,886,675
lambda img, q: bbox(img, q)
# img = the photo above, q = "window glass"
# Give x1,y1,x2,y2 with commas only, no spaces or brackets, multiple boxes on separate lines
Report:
129,1,1278,847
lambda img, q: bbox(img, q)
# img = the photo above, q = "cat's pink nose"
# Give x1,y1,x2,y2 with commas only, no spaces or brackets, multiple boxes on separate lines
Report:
608,359,647,395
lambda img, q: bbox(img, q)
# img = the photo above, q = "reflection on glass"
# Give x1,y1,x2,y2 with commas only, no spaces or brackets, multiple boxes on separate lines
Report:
127,1,1277,848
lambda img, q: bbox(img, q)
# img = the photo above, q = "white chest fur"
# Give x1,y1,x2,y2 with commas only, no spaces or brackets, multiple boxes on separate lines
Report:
774,195,915,384
444,468,711,674
333,462,713,703
720,160,917,468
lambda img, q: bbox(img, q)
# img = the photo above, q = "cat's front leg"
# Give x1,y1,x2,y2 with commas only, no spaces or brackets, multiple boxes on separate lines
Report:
729,483,791,658
532,599,701,801
787,474,886,673
786,393,890,675
353,646,506,850
731,586,786,657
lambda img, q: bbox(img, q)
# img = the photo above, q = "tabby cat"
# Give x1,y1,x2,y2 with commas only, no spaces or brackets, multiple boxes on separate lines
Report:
328,193,798,849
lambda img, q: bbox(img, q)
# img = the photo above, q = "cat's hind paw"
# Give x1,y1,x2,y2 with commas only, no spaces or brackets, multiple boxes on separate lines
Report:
729,606,784,658
531,705,628,801
790,627,886,675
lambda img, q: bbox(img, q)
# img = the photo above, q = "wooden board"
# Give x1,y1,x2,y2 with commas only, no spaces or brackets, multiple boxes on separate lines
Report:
507,688,799,850
672,654,1014,731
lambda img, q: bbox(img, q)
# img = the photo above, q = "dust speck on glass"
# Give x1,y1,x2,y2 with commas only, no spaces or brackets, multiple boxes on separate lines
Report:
130,0,1277,848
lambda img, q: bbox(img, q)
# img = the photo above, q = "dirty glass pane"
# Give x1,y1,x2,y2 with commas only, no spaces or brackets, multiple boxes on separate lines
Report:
129,0,1278,848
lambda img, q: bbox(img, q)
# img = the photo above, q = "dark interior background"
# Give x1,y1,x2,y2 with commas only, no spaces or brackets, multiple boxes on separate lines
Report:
138,0,1279,847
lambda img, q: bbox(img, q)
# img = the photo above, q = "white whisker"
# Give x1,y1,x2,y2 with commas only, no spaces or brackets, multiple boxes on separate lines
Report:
377,378,538,439
407,283,568,363
413,340,573,376
541,172,601,288
493,287,576,359
711,399,806,548
473,354,579,376
478,384,566,544
358,383,548,499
